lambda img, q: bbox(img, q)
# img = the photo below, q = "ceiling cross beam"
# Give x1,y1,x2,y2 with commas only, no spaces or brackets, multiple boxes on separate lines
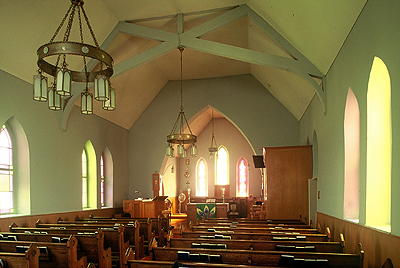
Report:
112,4,326,113
61,4,327,131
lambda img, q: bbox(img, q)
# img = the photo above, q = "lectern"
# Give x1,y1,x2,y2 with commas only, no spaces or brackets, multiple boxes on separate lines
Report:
123,196,167,218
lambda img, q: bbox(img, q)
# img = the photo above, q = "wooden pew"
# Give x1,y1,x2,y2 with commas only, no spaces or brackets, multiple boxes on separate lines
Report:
62,215,170,238
8,223,112,268
40,218,155,253
0,243,39,268
127,259,277,268
189,223,320,234
3,226,134,268
150,245,364,267
180,227,331,242
169,235,345,253
204,217,307,224
42,218,155,256
0,235,86,268
196,221,312,229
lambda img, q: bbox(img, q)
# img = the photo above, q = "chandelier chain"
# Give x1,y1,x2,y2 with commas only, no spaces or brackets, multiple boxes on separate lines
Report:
78,7,84,43
49,3,74,43
77,6,89,87
63,2,77,43
81,4,100,48
179,46,184,110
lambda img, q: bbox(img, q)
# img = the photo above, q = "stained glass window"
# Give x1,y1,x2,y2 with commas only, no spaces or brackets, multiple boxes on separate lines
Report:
237,158,248,197
216,146,228,185
366,56,391,232
196,158,207,197
100,155,104,207
0,125,13,214
82,150,88,208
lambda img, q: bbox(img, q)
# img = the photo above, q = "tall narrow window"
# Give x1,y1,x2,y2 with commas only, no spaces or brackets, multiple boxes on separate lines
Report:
82,149,88,208
216,146,228,185
101,147,113,208
366,56,391,232
196,158,208,197
0,125,13,214
344,88,360,222
83,141,97,209
237,157,248,197
100,155,104,207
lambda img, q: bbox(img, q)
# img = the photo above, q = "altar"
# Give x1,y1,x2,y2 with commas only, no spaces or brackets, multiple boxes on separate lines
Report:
186,203,229,223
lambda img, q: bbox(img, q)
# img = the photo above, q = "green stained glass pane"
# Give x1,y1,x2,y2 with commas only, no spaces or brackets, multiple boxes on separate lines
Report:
0,173,10,191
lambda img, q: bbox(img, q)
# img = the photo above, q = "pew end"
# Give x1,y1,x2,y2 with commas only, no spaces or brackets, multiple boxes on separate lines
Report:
35,219,44,228
67,234,89,268
358,242,364,267
8,222,18,232
326,227,331,242
382,258,394,268
26,243,40,268
340,233,345,252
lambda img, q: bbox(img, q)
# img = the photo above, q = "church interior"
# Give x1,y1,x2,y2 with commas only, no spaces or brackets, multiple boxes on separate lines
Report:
1,0,400,267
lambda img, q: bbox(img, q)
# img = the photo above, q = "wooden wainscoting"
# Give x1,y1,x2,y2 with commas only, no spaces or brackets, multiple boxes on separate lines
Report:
317,212,400,268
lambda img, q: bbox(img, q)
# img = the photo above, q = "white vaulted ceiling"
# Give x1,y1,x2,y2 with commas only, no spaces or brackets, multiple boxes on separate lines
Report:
0,0,367,130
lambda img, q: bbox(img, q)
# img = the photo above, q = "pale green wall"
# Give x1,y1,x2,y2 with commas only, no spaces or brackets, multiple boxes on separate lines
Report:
300,0,400,236
0,70,129,215
129,74,300,200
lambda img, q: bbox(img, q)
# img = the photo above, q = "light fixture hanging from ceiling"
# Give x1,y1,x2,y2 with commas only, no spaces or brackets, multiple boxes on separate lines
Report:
208,110,218,159
33,0,115,114
166,47,197,158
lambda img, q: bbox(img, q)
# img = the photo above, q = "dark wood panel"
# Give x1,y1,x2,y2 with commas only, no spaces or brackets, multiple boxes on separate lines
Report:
265,146,312,220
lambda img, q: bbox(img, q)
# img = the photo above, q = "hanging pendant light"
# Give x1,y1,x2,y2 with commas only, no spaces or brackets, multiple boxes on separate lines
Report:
94,72,109,101
56,61,72,96
103,86,116,111
209,110,218,159
190,145,198,157
81,87,93,115
33,0,115,115
33,70,48,102
166,46,197,157
166,144,174,158
48,83,61,110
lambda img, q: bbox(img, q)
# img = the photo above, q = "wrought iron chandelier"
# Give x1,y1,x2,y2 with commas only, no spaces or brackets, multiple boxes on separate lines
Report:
33,0,115,114
166,47,197,158
208,111,218,159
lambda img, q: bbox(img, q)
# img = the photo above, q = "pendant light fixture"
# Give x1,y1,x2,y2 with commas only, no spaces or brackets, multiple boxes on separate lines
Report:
208,110,218,159
33,0,115,114
166,47,197,158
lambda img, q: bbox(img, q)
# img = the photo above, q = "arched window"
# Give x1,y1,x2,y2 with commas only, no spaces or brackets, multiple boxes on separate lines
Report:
216,146,228,185
101,147,113,208
82,149,88,208
82,141,97,209
366,56,391,232
196,158,208,197
344,88,360,222
0,125,13,214
236,157,248,197
100,155,104,207
0,118,30,215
